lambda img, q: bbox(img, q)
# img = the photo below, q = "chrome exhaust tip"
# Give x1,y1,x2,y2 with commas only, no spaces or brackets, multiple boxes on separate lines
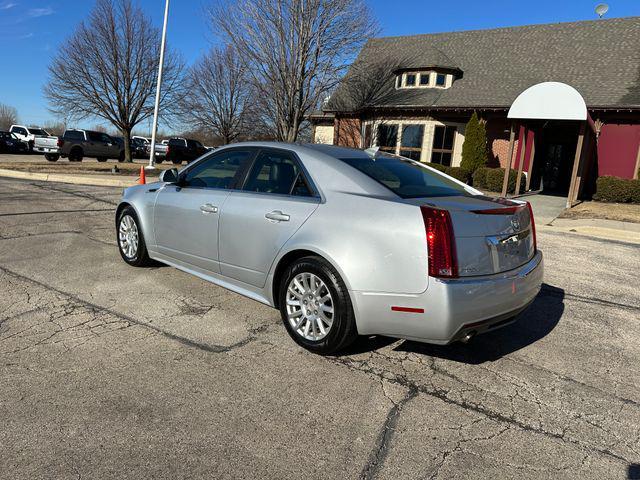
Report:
460,331,476,344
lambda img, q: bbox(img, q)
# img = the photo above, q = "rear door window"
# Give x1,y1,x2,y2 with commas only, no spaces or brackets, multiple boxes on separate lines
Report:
64,131,85,141
339,153,468,198
87,131,103,142
242,149,312,196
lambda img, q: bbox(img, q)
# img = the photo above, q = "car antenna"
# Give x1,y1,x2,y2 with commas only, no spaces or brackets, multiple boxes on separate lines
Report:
364,146,379,159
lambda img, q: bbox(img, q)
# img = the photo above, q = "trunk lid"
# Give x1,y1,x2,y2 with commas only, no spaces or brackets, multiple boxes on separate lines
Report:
407,195,535,276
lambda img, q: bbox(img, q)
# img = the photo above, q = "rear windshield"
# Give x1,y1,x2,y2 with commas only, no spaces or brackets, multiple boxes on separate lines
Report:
339,154,469,198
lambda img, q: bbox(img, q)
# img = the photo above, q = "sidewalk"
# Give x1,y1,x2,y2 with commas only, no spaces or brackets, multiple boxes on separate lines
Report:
0,168,141,187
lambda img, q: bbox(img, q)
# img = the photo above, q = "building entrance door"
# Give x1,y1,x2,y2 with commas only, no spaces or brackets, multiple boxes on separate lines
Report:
530,122,579,195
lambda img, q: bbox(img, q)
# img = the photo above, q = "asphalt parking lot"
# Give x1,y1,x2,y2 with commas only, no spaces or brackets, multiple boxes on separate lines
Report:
1,177,639,479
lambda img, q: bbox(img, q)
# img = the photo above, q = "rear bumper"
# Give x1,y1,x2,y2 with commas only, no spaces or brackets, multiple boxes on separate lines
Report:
351,251,543,344
34,146,59,153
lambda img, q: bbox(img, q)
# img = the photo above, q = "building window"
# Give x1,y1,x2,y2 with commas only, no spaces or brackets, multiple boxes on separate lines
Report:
405,74,416,86
377,124,398,153
435,74,446,86
362,123,373,148
431,125,456,166
420,73,430,86
400,125,424,161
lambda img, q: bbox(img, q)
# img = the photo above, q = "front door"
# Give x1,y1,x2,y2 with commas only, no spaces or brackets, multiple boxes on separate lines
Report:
153,148,256,273
219,148,320,287
531,122,579,195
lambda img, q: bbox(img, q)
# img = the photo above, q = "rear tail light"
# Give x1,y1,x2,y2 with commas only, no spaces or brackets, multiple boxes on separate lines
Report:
420,206,458,278
57,138,64,148
526,202,537,252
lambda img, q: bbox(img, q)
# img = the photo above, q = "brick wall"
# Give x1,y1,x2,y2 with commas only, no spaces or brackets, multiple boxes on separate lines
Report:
485,117,518,168
334,117,361,148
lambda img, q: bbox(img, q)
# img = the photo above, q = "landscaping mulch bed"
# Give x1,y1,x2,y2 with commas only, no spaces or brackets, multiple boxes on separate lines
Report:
558,201,640,224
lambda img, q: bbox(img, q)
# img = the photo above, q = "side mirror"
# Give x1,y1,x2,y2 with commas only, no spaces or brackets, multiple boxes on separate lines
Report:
159,168,179,184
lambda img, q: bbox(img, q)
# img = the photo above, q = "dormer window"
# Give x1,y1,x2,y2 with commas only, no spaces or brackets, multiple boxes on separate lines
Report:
395,70,454,90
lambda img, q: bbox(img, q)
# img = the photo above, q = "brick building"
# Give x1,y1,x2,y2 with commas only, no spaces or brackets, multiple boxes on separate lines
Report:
311,17,640,201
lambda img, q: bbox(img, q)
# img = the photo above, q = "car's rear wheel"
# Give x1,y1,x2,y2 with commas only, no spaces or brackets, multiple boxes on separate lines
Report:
279,256,357,354
69,147,83,162
45,153,59,162
117,206,151,267
96,156,107,162
155,157,164,164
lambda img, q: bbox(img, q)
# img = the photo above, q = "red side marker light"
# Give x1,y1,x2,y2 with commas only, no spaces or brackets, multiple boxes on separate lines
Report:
391,306,425,314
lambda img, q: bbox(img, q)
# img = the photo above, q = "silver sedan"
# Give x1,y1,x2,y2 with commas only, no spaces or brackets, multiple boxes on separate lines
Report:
116,142,543,354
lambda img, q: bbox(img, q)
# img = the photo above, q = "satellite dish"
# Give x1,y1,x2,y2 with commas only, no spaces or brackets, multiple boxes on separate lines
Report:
595,3,609,18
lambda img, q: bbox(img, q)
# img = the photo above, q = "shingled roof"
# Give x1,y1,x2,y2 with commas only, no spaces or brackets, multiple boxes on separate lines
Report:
326,17,640,112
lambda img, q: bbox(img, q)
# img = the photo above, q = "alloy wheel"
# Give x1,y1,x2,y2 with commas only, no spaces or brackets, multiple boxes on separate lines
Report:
118,215,139,259
286,272,334,341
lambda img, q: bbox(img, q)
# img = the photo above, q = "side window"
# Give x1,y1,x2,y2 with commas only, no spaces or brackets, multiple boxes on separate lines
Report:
243,150,310,196
182,149,254,189
101,133,113,143
87,131,102,142
65,131,84,141
14,127,27,135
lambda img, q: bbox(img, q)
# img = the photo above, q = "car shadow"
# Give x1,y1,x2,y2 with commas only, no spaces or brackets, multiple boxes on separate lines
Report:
342,283,565,364
629,464,640,480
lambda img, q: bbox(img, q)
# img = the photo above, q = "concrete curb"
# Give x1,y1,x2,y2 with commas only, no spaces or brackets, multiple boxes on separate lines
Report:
540,219,640,245
0,168,139,187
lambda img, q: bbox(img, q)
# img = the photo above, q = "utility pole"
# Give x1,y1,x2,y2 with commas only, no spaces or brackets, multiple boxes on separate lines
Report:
147,0,170,170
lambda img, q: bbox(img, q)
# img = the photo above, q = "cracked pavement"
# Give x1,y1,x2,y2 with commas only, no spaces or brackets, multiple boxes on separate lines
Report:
0,177,639,479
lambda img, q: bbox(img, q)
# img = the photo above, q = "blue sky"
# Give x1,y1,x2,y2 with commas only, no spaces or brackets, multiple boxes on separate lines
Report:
1,0,638,128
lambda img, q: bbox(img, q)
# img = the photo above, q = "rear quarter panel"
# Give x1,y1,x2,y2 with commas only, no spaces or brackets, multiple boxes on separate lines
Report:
285,191,428,295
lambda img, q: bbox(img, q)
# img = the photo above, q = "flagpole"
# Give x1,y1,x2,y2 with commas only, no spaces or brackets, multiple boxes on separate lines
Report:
147,0,170,170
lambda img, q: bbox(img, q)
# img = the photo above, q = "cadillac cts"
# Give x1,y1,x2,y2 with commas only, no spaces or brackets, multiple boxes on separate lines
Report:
116,143,543,354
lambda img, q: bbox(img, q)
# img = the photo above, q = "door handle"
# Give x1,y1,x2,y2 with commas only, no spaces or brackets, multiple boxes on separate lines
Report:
199,203,218,214
265,210,290,222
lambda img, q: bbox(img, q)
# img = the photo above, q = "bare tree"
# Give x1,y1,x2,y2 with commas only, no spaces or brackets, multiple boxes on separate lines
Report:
212,0,377,142
181,46,250,145
44,0,184,161
0,103,18,130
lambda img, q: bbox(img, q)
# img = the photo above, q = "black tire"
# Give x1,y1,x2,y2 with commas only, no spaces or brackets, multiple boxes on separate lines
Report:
116,206,152,267
96,156,108,163
28,141,34,153
155,157,164,164
45,153,59,162
279,256,358,355
171,158,182,165
69,147,83,162
118,151,125,163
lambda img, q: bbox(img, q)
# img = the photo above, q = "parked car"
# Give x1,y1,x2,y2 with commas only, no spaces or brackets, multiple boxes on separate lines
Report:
9,125,51,153
34,135,61,161
0,131,28,153
165,138,208,164
116,143,543,354
130,137,148,159
152,139,169,163
59,129,125,162
131,136,151,158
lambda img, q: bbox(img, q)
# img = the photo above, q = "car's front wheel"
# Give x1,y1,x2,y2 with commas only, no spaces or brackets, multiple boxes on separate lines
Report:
279,256,358,355
117,206,151,267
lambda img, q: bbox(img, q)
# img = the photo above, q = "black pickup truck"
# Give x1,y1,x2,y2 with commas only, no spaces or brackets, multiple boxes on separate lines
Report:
59,129,125,162
166,138,209,164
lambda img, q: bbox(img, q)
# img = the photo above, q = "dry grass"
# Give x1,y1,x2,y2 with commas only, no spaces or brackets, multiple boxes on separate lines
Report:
559,201,640,224
0,159,174,176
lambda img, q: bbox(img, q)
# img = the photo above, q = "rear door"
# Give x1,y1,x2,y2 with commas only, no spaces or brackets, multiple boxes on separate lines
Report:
218,148,320,287
153,148,256,273
86,131,107,157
